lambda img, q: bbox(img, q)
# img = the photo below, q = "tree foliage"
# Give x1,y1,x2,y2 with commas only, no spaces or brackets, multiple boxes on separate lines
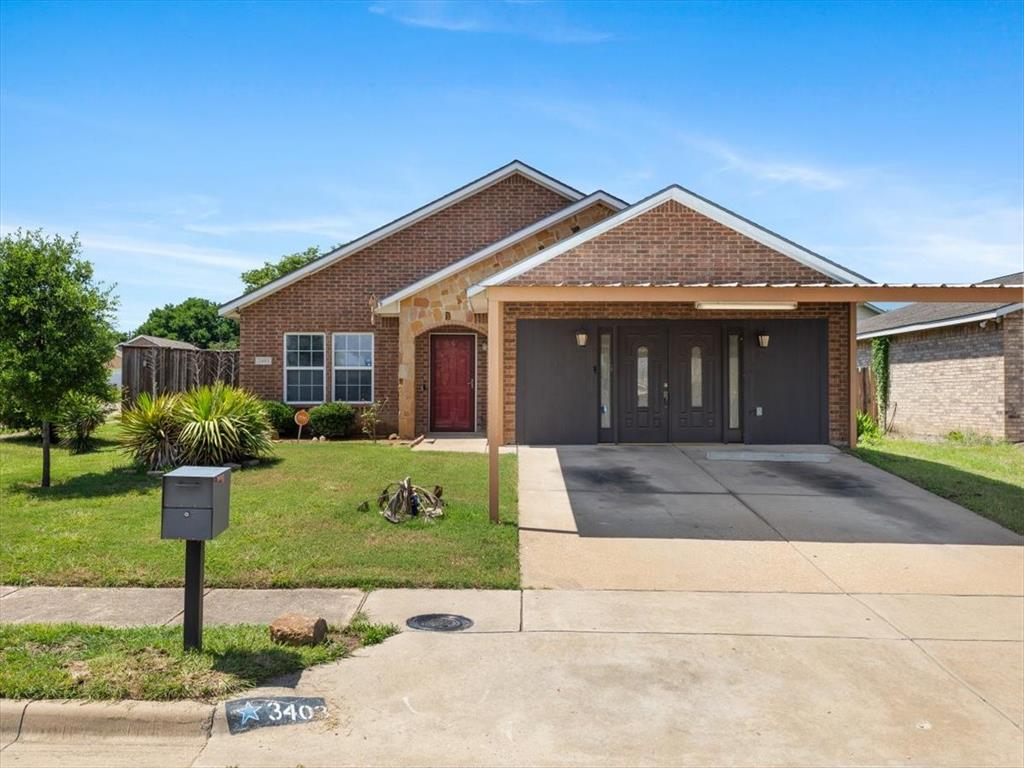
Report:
0,229,118,485
241,246,323,293
134,297,238,349
870,336,891,431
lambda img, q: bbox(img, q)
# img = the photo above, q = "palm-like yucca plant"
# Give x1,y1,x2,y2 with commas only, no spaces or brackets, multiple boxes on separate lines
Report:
121,392,182,470
176,383,273,465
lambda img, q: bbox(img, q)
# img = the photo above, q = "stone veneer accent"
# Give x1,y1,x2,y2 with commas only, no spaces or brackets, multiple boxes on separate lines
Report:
508,199,837,286
396,201,617,435
237,173,574,433
855,309,1023,441
501,302,852,445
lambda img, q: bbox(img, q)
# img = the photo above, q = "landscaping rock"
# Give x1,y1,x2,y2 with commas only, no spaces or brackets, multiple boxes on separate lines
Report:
388,433,399,441
270,613,328,646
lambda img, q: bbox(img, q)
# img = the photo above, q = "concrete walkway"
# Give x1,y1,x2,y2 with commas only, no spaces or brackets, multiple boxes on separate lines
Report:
1,587,1022,766
518,444,1024,593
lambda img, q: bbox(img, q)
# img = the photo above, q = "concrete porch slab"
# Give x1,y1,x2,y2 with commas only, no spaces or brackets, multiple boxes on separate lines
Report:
360,588,521,632
522,590,902,638
0,586,184,626
857,594,1024,641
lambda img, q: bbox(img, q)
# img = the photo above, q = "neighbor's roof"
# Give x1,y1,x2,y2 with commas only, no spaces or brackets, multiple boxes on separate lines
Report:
375,190,627,315
218,160,585,319
469,185,874,293
120,335,199,350
857,272,1024,339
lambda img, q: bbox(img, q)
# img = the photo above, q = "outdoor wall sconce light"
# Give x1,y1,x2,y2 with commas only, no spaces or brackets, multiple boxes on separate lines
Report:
757,333,770,349
575,329,589,347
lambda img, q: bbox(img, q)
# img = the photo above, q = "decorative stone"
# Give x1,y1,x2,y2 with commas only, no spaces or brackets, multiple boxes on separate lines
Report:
270,613,328,646
388,433,399,441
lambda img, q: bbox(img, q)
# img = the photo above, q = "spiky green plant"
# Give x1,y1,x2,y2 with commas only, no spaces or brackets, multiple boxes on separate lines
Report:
55,392,108,453
176,383,273,465
121,392,181,470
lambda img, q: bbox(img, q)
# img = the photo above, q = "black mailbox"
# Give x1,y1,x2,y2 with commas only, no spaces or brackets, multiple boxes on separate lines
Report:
160,466,231,652
161,466,230,540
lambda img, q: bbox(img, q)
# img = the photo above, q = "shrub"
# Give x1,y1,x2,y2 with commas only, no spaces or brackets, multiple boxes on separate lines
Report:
262,400,295,437
856,411,883,443
55,392,108,453
309,402,356,439
176,383,273,465
121,392,182,470
360,399,387,443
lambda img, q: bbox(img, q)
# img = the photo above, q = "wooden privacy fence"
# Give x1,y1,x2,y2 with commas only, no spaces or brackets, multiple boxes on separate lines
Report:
854,365,878,422
121,347,240,404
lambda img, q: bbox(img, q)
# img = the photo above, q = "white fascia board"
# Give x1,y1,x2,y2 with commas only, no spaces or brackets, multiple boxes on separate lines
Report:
218,161,585,318
469,185,869,294
375,191,627,315
856,303,1023,340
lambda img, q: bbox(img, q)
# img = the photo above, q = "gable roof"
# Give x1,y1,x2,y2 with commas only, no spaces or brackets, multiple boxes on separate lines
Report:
120,334,199,350
468,184,871,297
857,271,1024,339
219,160,585,318
375,190,627,315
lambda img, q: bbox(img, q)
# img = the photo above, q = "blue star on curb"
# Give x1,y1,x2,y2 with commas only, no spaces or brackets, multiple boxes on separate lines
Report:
238,701,262,725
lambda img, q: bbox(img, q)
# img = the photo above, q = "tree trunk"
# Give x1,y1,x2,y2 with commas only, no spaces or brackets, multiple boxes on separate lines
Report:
41,419,51,488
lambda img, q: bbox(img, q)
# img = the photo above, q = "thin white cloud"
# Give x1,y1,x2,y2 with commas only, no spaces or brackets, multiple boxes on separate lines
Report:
682,136,851,191
369,1,611,44
80,233,261,271
184,215,360,240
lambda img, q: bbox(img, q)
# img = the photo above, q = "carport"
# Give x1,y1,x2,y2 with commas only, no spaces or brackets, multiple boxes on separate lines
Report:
480,283,1024,521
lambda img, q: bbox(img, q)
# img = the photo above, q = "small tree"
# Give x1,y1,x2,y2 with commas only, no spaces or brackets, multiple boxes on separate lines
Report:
0,230,118,486
360,399,387,443
241,246,324,293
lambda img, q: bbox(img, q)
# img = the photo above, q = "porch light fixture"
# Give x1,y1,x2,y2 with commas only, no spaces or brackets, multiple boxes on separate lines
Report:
694,301,798,311
575,329,589,347
757,333,771,349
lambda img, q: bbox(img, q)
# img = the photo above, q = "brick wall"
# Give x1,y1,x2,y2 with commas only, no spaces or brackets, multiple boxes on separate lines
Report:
878,322,1006,439
500,302,852,444
509,199,836,286
237,173,573,432
1004,311,1023,442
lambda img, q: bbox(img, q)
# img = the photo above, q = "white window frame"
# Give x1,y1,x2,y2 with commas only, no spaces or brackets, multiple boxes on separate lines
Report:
332,332,375,405
283,332,326,405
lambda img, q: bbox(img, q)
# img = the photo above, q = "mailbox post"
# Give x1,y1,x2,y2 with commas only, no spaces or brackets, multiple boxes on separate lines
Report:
161,466,231,651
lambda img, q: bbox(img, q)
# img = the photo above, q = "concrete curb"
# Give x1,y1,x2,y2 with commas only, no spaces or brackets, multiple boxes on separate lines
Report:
1,699,214,745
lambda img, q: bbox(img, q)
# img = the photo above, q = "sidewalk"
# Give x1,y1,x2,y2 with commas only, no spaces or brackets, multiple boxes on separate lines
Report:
1,586,1022,767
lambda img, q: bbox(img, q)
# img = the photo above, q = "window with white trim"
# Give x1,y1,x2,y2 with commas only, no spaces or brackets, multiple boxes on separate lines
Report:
333,332,374,403
284,333,325,403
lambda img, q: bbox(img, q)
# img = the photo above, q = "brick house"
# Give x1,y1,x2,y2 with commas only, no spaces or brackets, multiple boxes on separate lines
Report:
857,273,1023,442
219,161,1022,486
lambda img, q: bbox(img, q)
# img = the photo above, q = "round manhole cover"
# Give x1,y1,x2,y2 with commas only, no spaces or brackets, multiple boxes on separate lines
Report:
406,613,474,632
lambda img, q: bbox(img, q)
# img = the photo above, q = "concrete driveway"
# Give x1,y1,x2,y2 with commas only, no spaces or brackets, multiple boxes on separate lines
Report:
519,444,1024,593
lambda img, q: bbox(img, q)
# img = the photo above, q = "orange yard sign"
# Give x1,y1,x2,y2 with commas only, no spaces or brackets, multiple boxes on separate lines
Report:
294,409,310,440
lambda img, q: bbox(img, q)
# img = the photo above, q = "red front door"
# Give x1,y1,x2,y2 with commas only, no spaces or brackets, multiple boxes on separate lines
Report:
430,335,475,432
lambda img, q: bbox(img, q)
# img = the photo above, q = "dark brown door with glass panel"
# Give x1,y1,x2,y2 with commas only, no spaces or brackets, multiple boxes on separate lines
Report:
669,326,722,442
617,327,669,442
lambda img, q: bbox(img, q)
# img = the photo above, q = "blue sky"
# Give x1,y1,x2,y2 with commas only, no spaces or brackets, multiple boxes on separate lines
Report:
1,0,1022,330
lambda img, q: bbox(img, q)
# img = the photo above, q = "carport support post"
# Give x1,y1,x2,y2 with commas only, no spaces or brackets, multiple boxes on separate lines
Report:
849,302,858,448
487,299,504,523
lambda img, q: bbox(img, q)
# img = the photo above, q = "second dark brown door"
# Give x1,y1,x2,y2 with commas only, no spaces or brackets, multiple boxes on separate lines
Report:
669,326,722,442
430,335,475,432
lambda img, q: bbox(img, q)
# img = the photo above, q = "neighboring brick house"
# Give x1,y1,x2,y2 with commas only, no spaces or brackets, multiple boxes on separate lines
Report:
219,161,1022,453
857,273,1024,442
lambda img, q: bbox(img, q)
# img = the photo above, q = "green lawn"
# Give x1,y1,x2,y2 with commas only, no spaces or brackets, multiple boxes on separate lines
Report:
0,421,518,588
851,438,1024,535
0,615,397,701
